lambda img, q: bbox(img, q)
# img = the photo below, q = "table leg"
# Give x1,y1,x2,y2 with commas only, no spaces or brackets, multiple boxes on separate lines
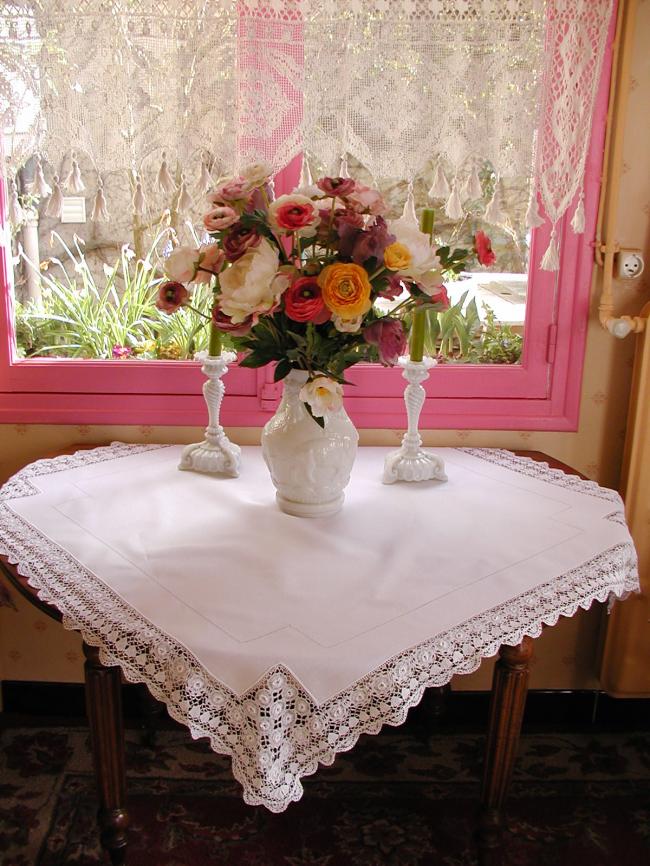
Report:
478,637,534,866
83,642,129,865
139,684,165,748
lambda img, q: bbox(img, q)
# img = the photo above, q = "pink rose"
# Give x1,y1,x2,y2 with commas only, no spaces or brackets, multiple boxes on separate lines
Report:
346,184,387,216
415,283,450,308
208,177,250,204
203,205,238,232
363,317,407,366
112,345,133,359
317,176,357,197
155,280,189,314
194,244,225,285
222,222,262,262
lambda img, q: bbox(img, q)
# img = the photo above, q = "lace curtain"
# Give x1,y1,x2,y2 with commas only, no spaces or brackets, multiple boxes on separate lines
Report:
0,0,614,270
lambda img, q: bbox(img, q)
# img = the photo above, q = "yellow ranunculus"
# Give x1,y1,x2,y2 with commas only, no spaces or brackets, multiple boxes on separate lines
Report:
383,242,412,271
318,263,372,319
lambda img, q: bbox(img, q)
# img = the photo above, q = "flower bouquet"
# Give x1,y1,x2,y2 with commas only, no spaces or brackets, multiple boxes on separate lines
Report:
159,162,492,508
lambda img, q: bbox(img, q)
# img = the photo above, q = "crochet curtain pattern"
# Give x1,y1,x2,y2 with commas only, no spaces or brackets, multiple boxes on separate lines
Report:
0,0,614,269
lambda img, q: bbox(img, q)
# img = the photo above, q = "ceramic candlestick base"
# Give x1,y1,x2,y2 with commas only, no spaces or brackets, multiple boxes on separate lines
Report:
179,350,241,477
383,356,447,484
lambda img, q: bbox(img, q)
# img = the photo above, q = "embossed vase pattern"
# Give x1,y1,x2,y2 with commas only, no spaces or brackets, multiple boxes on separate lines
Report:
261,370,359,517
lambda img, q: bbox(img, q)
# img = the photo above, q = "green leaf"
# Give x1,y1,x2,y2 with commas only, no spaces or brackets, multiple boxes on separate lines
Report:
304,400,325,429
273,358,292,382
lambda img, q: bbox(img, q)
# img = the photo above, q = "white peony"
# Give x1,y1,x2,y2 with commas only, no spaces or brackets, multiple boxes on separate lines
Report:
218,239,284,323
388,215,443,284
332,314,364,333
240,160,274,187
299,376,344,417
166,246,199,282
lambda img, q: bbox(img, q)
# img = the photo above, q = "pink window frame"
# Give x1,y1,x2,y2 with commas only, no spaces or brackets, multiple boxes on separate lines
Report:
0,8,616,430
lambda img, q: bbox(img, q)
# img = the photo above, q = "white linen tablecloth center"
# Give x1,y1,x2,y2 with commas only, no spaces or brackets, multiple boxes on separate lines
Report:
0,444,639,811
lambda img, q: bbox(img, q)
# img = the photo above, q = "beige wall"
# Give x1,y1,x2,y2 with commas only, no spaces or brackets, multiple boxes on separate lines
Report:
1,3,649,691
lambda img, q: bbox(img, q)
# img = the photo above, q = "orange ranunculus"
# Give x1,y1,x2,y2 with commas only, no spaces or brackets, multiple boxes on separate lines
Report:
318,263,372,319
383,242,412,271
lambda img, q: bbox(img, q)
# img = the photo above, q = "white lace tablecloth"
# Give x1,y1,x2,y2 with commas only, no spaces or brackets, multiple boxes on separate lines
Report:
0,444,639,811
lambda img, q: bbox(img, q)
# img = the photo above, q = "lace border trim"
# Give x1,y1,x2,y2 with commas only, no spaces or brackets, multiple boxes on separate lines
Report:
0,444,640,813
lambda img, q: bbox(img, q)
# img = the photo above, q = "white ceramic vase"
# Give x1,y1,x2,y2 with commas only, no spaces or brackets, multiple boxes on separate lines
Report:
261,369,359,517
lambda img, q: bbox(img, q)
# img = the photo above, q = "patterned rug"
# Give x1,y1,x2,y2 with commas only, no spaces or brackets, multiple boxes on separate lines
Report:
1,722,649,866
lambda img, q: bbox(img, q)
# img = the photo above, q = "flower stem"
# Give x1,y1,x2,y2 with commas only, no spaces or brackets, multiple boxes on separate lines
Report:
185,303,211,320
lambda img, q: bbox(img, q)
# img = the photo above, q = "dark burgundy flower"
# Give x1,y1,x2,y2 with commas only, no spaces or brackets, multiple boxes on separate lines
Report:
212,307,255,336
378,274,407,300
349,217,395,265
363,317,407,366
317,176,357,197
334,208,365,230
222,222,262,262
155,280,189,314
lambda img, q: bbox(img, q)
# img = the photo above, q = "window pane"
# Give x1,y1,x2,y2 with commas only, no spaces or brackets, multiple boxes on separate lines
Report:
11,154,227,361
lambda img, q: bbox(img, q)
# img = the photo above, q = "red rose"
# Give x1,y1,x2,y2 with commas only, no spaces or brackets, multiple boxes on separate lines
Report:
284,277,330,323
270,195,318,232
474,230,496,266
156,280,188,314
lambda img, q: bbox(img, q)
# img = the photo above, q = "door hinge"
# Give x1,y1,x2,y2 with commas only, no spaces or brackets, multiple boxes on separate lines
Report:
546,323,558,364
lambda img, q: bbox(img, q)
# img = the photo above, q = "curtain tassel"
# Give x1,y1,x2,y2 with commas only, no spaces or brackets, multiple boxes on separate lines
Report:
8,180,24,225
299,154,313,188
64,156,85,194
45,175,64,219
428,163,450,200
157,152,176,194
197,158,213,194
444,178,464,221
571,191,585,234
401,182,418,225
132,179,146,216
461,164,483,201
176,176,193,213
540,227,560,271
525,187,544,229
34,159,52,198
90,182,109,222
484,177,505,225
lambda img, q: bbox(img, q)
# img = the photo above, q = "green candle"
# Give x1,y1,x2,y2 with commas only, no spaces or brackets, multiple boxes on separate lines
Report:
208,322,222,357
409,310,426,362
420,206,434,238
409,207,435,362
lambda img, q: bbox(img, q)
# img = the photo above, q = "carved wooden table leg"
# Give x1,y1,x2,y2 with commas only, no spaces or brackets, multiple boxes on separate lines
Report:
83,642,129,865
478,636,534,866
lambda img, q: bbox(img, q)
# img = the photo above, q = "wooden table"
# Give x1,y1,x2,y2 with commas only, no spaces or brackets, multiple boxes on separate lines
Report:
0,448,587,866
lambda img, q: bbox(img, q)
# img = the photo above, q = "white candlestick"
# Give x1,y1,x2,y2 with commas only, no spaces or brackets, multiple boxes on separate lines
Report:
383,356,447,484
179,350,241,477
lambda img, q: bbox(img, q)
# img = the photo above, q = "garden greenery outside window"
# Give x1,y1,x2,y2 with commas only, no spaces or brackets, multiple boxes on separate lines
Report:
0,1,617,429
